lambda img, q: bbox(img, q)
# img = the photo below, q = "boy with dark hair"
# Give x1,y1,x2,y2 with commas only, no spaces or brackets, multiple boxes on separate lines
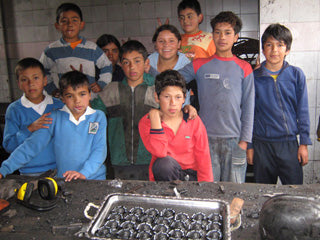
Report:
40,2,112,96
92,40,156,180
96,34,125,82
1,58,63,178
247,23,311,185
92,40,197,180
139,70,213,182
0,71,107,181
179,11,255,183
177,0,215,60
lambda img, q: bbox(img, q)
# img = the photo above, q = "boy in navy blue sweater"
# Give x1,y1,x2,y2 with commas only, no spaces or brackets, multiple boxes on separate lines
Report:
247,24,311,185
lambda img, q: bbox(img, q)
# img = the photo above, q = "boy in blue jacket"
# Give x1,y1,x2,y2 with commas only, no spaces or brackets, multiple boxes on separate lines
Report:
0,71,107,181
1,58,63,177
247,24,311,185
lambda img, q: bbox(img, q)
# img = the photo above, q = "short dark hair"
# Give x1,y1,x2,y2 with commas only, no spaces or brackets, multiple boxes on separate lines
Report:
120,40,148,61
210,11,242,34
15,57,45,80
152,24,181,43
56,3,83,23
59,71,89,96
261,23,292,51
96,34,121,50
155,70,187,98
177,0,202,16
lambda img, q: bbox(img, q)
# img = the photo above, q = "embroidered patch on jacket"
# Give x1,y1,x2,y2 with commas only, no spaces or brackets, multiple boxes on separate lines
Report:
89,122,99,134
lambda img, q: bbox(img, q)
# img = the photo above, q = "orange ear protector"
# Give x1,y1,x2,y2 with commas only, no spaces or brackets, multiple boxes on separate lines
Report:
16,177,58,211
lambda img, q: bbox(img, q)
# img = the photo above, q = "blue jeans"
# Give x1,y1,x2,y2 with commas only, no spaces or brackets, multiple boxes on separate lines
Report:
208,137,247,183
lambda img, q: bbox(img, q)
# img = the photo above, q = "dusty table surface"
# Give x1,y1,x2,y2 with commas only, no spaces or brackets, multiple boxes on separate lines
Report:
0,175,319,239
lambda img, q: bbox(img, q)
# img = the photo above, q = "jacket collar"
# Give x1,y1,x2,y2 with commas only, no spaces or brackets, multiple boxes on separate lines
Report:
60,36,86,46
255,60,289,77
121,73,155,87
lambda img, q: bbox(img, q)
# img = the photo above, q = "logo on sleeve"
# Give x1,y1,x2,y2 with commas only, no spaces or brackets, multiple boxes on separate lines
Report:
89,122,99,134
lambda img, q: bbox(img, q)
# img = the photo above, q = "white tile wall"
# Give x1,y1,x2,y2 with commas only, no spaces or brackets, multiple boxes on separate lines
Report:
0,0,259,102
290,0,320,22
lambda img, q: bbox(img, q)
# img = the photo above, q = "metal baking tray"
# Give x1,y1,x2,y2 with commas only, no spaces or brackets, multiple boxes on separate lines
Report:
83,193,231,240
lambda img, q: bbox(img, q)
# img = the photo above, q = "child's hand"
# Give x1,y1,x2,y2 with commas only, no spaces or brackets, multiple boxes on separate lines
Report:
63,171,86,182
148,108,162,119
52,89,60,98
27,112,52,132
183,105,198,120
238,141,248,150
157,17,169,27
298,145,308,166
148,108,163,129
0,173,3,179
90,82,102,93
246,149,254,165
70,64,83,73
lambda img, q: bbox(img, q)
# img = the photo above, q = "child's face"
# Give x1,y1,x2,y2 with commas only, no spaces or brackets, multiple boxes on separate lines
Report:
155,30,181,61
155,86,185,119
263,36,290,70
55,10,84,43
102,43,120,67
212,22,238,57
18,67,47,104
61,84,91,120
178,8,202,34
121,51,149,87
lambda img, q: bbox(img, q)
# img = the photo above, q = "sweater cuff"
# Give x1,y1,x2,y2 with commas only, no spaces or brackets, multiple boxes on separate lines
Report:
20,126,32,138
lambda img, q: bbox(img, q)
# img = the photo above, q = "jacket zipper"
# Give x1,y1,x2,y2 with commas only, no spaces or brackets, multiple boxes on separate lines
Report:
273,79,290,135
131,88,134,164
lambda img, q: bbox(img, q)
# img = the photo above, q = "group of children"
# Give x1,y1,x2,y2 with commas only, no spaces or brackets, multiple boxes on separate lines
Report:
0,0,311,186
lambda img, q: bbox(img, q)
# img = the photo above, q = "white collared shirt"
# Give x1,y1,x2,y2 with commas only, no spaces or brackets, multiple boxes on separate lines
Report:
60,105,96,125
20,91,53,115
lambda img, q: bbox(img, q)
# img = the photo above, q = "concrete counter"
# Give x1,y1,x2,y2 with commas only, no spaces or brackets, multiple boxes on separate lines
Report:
0,176,318,239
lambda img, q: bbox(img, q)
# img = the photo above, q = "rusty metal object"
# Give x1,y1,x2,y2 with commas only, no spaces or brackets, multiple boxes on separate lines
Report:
259,194,320,239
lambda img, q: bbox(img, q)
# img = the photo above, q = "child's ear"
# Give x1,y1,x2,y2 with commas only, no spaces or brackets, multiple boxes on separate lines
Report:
233,33,239,43
154,92,160,103
178,40,181,49
144,58,150,72
54,22,60,31
285,49,290,56
43,76,48,87
80,21,85,30
198,13,203,24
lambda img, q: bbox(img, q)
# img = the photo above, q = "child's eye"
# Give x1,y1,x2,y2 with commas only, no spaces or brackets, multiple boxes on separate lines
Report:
122,61,129,65
179,16,185,21
112,49,118,54
20,78,27,82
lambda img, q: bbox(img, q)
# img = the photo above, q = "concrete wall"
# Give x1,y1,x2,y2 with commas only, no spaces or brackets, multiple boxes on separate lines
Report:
260,0,320,184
